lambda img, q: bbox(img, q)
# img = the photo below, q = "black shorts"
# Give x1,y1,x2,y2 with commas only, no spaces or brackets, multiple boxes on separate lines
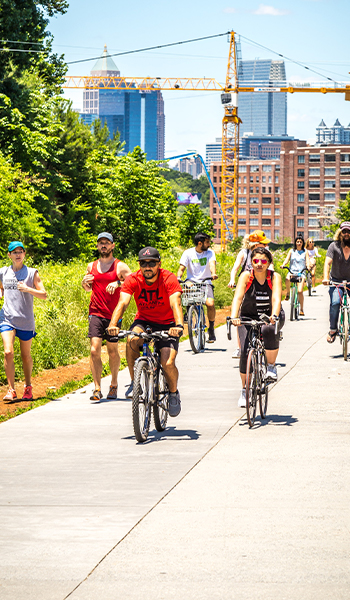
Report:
238,309,285,374
88,315,118,343
130,319,179,352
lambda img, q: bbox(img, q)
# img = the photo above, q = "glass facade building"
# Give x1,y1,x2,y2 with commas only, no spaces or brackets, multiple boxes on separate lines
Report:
80,46,165,160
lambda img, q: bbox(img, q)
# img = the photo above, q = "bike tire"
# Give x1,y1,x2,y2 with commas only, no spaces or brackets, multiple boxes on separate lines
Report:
259,350,269,419
307,273,312,296
153,367,169,432
200,307,206,351
343,307,348,361
290,287,296,321
226,317,232,340
132,360,152,443
246,349,257,428
295,299,299,320
188,305,201,353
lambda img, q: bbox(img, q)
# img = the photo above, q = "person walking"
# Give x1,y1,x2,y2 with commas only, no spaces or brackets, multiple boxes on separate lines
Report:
0,241,47,402
82,232,131,401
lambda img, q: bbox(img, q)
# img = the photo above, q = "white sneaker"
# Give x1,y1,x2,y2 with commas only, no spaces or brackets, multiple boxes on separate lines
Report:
238,388,246,408
266,364,277,382
232,348,241,358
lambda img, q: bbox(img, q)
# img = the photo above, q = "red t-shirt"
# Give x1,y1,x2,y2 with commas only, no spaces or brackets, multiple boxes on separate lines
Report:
122,269,182,324
89,259,120,319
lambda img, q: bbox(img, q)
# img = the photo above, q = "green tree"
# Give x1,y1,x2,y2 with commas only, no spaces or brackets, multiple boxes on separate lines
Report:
178,204,215,246
324,192,350,238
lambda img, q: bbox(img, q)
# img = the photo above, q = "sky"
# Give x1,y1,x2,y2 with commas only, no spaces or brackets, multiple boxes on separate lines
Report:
48,0,350,161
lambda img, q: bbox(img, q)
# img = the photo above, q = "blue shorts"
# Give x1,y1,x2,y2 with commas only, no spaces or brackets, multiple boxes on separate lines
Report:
0,323,37,341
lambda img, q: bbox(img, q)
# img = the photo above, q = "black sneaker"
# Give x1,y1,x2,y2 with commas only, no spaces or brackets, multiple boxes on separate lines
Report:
168,391,181,417
207,329,216,343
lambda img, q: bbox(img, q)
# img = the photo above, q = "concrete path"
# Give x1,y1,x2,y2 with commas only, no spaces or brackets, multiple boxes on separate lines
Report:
0,286,349,599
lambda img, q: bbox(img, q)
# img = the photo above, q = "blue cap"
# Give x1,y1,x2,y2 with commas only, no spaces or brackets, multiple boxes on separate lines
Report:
8,241,25,252
97,232,113,243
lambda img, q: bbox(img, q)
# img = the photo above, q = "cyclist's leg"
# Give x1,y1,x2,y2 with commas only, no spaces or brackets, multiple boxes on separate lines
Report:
285,273,291,299
237,324,250,389
328,285,342,339
160,347,178,393
126,324,144,380
262,310,285,378
205,287,216,340
297,277,305,313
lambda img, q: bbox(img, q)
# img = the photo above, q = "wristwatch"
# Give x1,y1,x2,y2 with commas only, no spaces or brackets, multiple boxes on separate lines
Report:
176,324,184,329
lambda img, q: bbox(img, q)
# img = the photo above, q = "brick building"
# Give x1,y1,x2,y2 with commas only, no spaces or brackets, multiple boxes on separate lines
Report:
210,141,350,243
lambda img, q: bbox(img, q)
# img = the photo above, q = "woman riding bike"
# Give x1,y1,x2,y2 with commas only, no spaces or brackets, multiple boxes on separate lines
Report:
305,238,320,292
282,237,310,316
230,247,284,407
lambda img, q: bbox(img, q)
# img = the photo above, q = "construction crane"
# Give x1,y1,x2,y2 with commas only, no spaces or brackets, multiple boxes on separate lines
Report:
63,32,350,249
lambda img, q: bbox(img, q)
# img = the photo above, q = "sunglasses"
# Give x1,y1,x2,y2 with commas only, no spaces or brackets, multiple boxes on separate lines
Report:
342,230,350,234
139,260,158,268
252,258,268,265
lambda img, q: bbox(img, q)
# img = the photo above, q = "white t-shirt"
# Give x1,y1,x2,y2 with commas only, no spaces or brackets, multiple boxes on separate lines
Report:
180,247,216,282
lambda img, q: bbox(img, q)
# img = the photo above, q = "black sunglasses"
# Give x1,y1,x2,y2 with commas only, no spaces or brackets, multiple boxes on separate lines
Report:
139,260,158,268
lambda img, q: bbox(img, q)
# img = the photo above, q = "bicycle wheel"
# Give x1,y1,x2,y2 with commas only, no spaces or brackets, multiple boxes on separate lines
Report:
188,304,201,353
200,307,206,351
246,349,258,427
153,367,169,431
290,287,296,321
258,350,269,419
132,359,152,443
295,296,300,320
342,307,348,361
307,273,312,296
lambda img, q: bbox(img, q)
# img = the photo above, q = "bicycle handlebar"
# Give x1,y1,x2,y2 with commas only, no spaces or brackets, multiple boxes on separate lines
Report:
178,277,214,285
282,266,308,275
226,313,280,338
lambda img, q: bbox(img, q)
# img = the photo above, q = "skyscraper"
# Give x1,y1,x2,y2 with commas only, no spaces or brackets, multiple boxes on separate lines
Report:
80,46,165,160
238,59,287,140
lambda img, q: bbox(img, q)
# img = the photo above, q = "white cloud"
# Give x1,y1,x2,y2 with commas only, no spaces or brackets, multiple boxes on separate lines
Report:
253,4,289,15
223,7,237,13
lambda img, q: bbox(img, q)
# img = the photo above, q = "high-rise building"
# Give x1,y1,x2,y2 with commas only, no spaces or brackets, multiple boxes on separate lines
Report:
80,46,165,160
316,119,350,144
205,138,222,168
238,59,287,142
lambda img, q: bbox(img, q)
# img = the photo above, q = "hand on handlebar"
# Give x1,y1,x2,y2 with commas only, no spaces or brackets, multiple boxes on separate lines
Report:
322,279,330,286
107,324,120,337
168,326,184,337
231,317,241,326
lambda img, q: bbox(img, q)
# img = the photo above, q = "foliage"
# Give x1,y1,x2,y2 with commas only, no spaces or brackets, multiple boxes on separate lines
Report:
324,192,350,238
228,236,243,253
178,204,215,246
161,168,210,215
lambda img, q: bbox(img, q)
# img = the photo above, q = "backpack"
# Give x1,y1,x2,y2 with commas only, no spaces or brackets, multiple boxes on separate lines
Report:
245,269,273,293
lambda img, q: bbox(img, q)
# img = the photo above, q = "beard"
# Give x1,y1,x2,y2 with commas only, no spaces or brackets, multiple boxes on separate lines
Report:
342,238,350,247
99,249,113,258
142,270,155,280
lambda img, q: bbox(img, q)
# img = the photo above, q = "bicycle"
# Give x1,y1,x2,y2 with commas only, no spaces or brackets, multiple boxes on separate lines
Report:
116,329,171,443
329,280,350,361
180,277,213,353
227,314,277,427
283,266,307,321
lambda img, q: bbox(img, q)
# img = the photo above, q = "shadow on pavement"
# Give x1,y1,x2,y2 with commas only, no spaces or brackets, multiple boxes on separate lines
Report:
239,413,298,428
123,426,201,444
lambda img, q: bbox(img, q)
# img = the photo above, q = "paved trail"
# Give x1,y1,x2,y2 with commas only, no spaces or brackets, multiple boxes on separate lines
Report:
0,286,349,600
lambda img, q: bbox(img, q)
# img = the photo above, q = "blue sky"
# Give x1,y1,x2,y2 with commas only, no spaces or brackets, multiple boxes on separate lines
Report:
49,0,350,160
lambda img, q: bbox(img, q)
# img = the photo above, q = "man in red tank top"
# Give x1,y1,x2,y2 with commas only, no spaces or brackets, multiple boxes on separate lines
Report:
82,233,131,401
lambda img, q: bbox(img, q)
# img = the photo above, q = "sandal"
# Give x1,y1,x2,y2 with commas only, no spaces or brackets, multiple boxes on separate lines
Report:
327,331,337,344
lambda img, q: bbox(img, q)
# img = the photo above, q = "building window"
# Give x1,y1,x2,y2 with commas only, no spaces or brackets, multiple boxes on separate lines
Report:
275,208,280,215
297,219,304,228
275,187,280,193
256,176,259,182
239,165,247,172
250,218,259,226
325,168,336,176
268,176,272,183
297,206,304,215
298,155,305,164
250,176,254,183
309,180,320,188
325,154,336,162
238,207,246,215
324,180,336,188
275,176,279,183
250,187,254,193
256,187,259,193
308,230,319,238
238,197,246,204
250,197,259,204
309,168,320,176
309,193,320,201
262,165,272,172
250,207,259,214
243,176,247,183
309,206,319,214
275,229,280,238
262,219,271,225
213,177,217,183
297,194,304,202
274,219,280,226
324,193,336,201
309,219,319,227
298,169,305,177
262,186,266,193
238,229,246,237
243,187,246,193
251,165,259,173
213,166,217,171
275,165,280,172
341,154,350,162
262,197,271,204
298,181,305,189
275,197,280,204
340,180,350,188
309,154,320,162
262,208,271,215
340,167,350,175
262,176,266,182
238,218,246,225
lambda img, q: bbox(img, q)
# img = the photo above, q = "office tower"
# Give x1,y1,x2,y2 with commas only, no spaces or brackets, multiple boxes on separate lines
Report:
316,119,350,144
205,138,222,168
238,59,287,142
80,46,165,160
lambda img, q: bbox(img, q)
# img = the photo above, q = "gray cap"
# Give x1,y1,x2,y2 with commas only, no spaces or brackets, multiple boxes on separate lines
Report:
97,232,113,243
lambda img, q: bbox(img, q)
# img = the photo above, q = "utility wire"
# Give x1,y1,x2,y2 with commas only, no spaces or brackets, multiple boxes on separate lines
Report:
66,32,230,65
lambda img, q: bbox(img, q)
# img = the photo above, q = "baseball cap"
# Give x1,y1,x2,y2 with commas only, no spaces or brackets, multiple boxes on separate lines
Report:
8,241,25,252
97,232,113,243
138,247,161,261
249,230,271,245
340,222,350,231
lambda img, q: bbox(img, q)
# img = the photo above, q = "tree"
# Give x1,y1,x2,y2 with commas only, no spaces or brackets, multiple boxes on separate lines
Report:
324,192,350,238
178,205,215,247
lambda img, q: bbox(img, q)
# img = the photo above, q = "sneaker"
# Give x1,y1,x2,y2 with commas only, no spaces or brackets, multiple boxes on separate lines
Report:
232,348,241,358
90,389,102,401
3,388,17,402
312,288,316,293
238,388,246,408
285,294,290,301
22,385,33,401
168,390,181,417
266,364,277,382
107,385,118,400
207,329,216,343
125,381,134,399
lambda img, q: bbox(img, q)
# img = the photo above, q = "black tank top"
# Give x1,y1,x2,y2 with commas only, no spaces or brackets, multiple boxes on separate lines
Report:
241,273,274,319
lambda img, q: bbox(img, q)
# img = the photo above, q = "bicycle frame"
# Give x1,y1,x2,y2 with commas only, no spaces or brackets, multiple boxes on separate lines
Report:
181,278,213,353
330,281,350,361
283,266,307,321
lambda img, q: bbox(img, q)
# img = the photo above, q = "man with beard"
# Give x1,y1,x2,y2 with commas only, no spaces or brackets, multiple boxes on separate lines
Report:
107,247,183,417
323,222,350,343
82,233,131,400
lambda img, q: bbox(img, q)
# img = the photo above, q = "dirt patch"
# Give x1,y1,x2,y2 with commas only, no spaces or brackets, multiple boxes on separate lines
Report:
0,308,232,419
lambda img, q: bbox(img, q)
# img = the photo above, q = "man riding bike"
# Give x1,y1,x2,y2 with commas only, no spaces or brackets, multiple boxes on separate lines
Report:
177,232,218,342
323,221,350,343
107,247,183,417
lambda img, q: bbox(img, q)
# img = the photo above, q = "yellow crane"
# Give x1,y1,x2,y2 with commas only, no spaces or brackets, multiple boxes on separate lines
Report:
63,32,350,249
